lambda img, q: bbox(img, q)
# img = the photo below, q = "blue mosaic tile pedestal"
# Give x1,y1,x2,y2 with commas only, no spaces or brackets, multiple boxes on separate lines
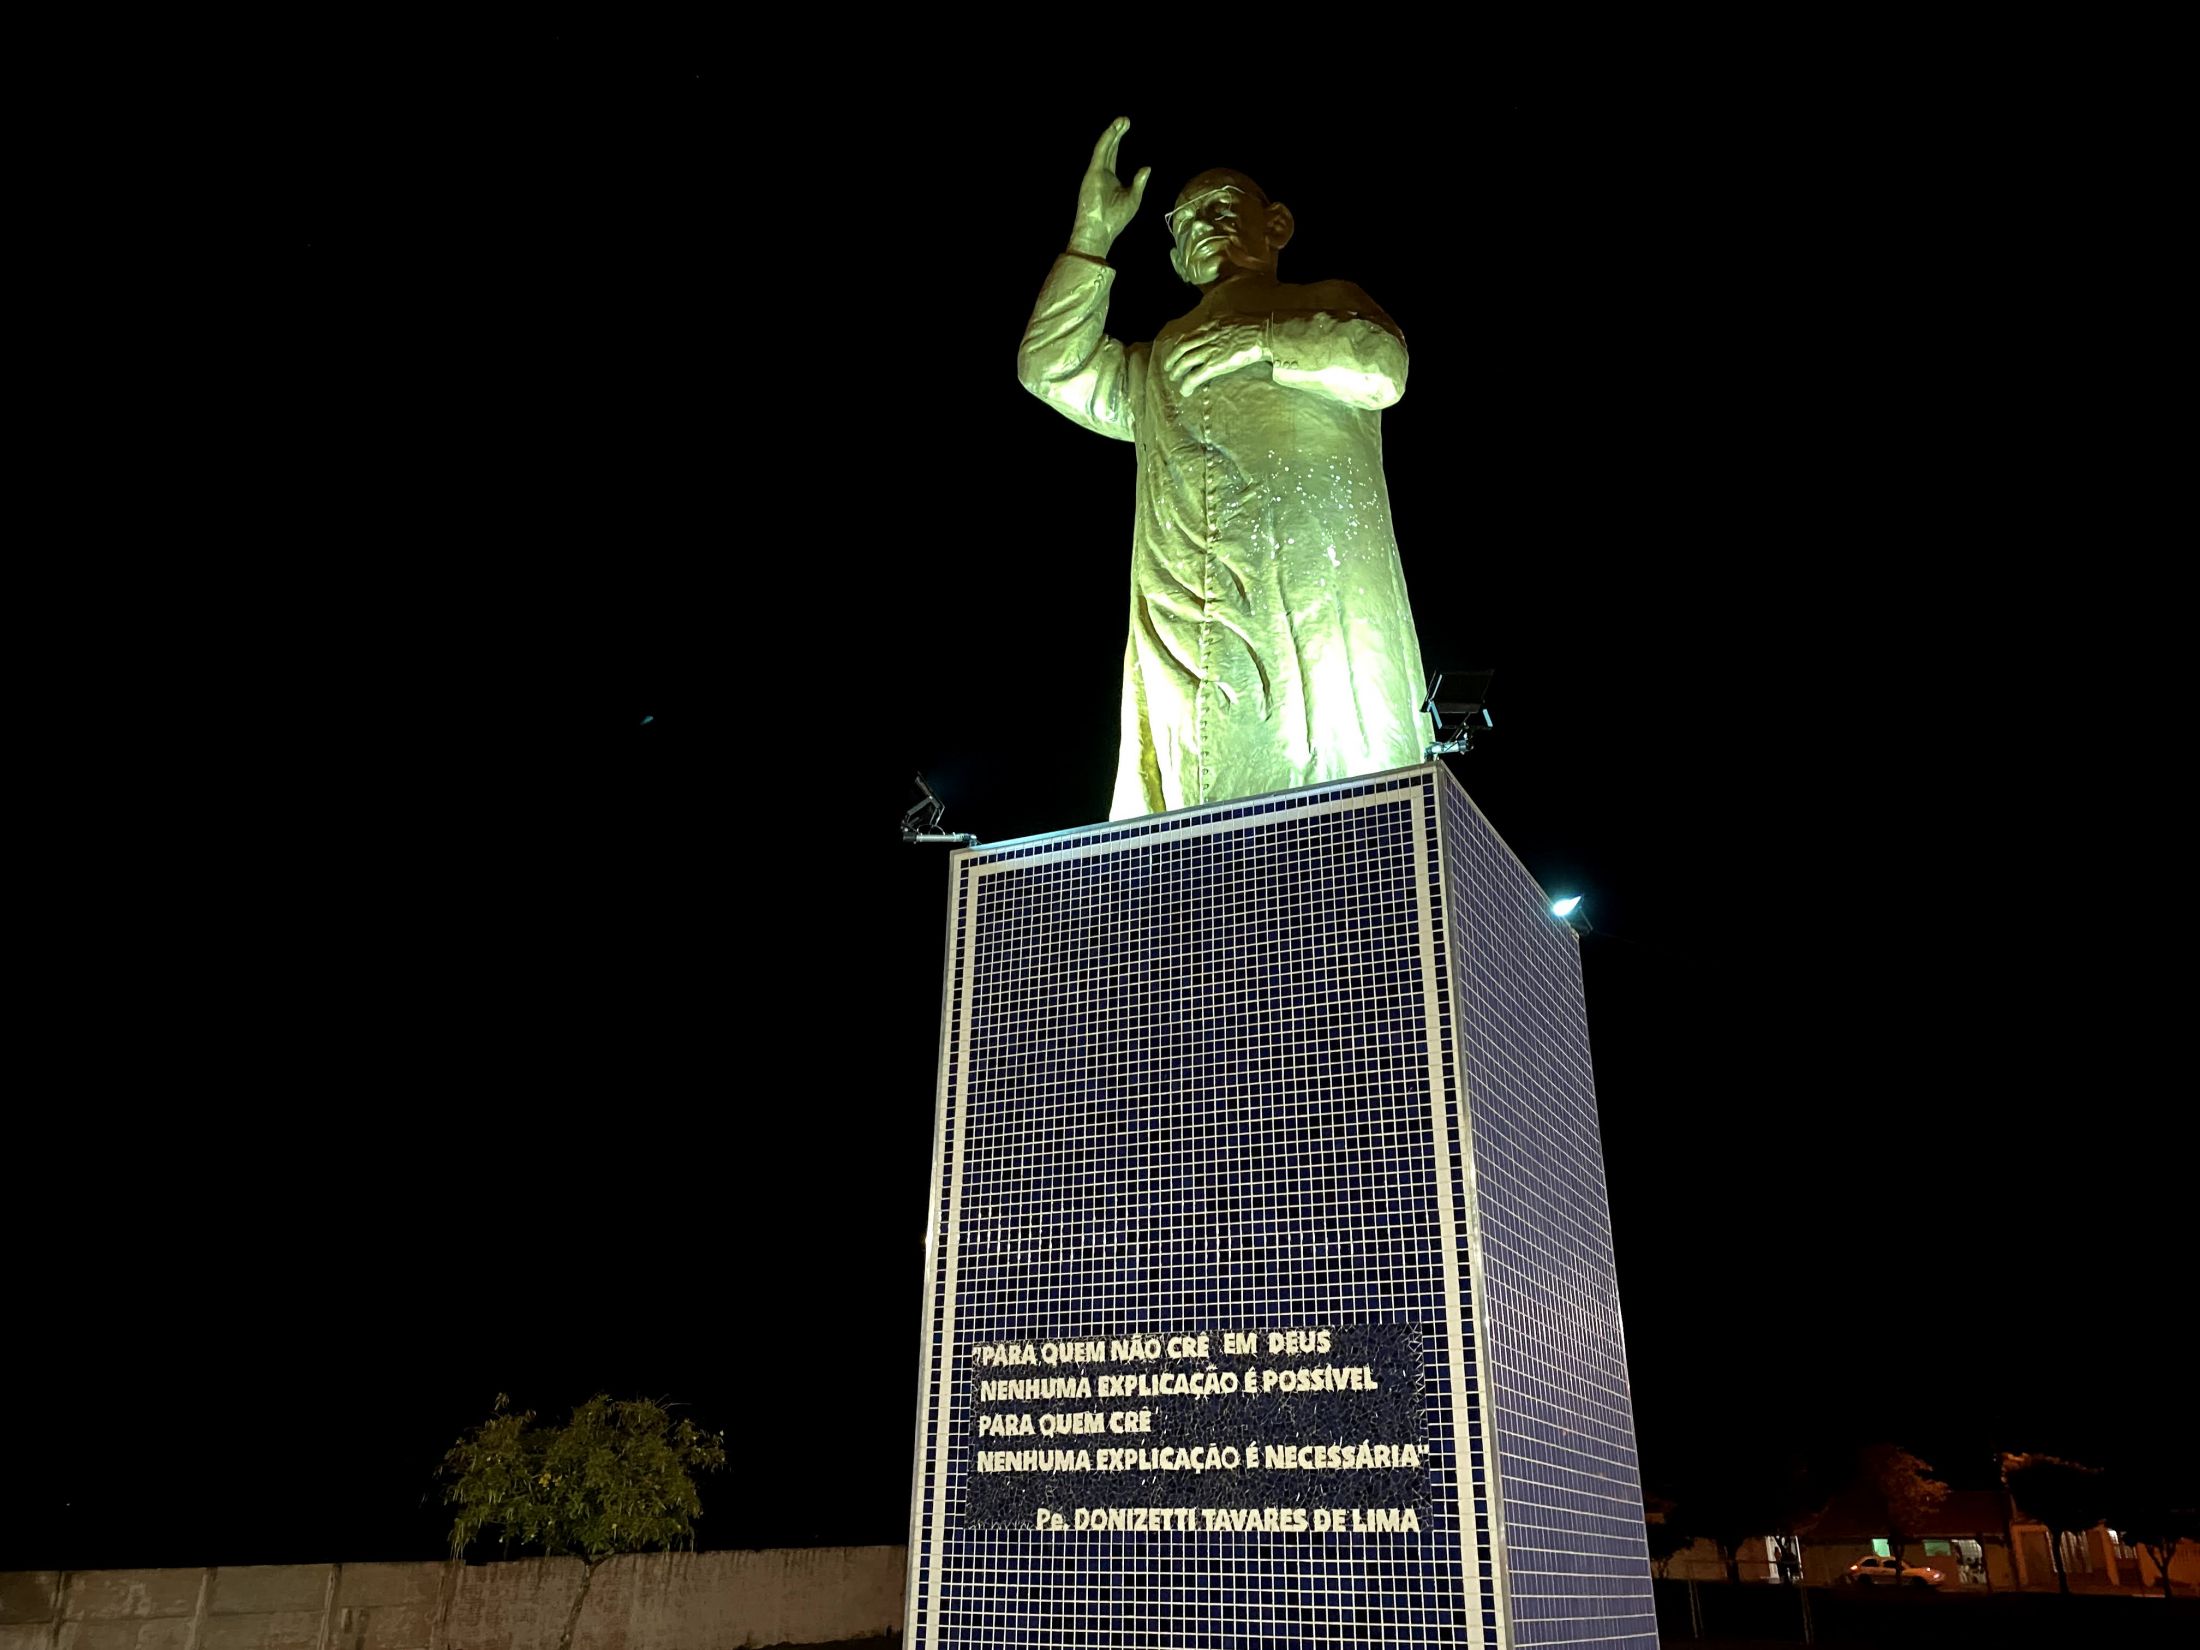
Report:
907,762,1656,1649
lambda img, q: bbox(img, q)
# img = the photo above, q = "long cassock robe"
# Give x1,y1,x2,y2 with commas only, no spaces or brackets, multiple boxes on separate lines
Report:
1019,252,1435,820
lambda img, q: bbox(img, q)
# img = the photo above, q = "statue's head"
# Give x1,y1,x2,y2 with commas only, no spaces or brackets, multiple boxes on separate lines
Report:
1166,169,1295,289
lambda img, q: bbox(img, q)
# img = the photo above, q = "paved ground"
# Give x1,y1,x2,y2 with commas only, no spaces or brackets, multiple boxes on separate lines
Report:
786,1594,2197,1647
1659,1579,2198,1648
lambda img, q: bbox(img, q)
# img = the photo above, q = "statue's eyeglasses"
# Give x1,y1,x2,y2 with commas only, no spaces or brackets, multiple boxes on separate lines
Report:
1164,186,1254,240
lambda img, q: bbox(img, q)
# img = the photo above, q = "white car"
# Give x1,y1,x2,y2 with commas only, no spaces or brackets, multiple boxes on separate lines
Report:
1845,1554,1945,1588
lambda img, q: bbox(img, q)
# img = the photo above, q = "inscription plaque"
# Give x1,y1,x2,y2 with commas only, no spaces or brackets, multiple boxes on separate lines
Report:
965,1322,1428,1529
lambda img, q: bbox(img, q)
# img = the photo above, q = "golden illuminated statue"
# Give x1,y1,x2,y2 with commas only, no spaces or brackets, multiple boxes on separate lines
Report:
1019,117,1434,819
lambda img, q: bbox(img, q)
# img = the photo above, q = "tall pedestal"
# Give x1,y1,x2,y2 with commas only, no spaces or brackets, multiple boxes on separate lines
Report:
908,762,1655,1648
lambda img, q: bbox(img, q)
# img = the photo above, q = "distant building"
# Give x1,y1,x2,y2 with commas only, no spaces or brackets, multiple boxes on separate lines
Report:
1651,1486,2198,1594
1797,1488,2019,1590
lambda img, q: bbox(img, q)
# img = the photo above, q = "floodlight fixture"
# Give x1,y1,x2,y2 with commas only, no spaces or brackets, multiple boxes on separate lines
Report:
1423,669,1495,758
902,773,978,847
1551,896,1581,918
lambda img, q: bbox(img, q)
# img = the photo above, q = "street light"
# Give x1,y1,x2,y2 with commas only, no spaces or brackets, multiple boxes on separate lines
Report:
902,774,978,847
1422,669,1495,758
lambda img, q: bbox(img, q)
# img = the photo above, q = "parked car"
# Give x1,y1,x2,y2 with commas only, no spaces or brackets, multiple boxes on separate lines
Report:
1845,1554,1945,1588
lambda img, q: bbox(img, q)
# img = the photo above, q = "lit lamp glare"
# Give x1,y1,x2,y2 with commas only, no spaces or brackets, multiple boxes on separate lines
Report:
1550,896,1582,919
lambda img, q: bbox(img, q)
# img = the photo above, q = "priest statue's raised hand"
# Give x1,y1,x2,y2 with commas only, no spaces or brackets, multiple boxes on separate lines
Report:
1017,116,1436,819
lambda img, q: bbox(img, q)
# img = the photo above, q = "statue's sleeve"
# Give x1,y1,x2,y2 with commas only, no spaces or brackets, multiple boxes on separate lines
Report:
1267,284,1408,411
1016,253,1148,442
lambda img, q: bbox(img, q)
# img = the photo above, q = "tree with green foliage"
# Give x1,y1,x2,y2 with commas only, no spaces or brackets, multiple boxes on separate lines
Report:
2106,1467,2200,1601
441,1393,727,1650
1667,1448,1763,1585
1672,1448,1828,1585
1854,1444,1948,1586
1642,1496,1695,1579
1690,1487,1759,1586
1759,1454,1828,1587
1645,1521,1696,1579
2005,1454,2108,1596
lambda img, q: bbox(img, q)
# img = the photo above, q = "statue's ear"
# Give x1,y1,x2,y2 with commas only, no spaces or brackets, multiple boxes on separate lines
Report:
1169,242,1191,284
1266,201,1295,252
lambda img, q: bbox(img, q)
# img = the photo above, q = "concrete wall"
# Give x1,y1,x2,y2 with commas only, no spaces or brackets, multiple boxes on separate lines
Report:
0,1548,904,1650
1659,1535,1778,1583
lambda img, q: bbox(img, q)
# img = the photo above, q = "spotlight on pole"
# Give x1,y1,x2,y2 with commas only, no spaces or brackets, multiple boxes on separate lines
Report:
1423,669,1495,758
901,773,977,848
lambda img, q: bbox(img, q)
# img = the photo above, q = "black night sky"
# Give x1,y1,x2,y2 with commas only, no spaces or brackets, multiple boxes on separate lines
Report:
5,32,2181,1571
